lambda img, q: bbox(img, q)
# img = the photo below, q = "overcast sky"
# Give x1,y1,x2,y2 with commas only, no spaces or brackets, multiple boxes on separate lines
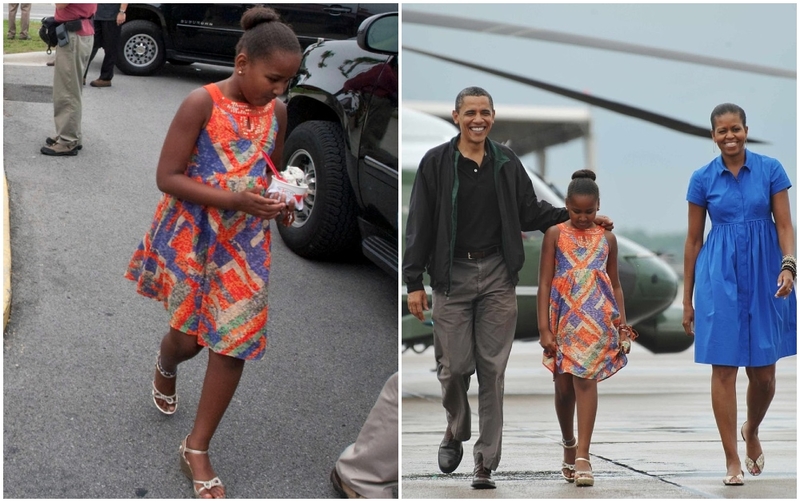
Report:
401,3,797,233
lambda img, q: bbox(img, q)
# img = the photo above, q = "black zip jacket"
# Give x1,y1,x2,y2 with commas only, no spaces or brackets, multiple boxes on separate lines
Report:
403,135,569,295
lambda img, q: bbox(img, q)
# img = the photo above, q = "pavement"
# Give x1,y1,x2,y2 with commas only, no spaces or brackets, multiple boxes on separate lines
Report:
402,343,797,499
3,51,58,331
3,174,10,328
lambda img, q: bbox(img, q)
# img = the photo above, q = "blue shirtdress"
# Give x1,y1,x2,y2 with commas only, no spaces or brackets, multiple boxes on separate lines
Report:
687,150,796,367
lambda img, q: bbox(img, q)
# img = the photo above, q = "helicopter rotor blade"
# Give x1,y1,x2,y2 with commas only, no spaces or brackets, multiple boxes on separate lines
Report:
404,46,768,144
404,10,795,79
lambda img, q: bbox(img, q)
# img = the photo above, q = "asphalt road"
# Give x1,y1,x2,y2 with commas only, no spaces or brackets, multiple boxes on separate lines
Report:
3,54,398,498
402,342,796,498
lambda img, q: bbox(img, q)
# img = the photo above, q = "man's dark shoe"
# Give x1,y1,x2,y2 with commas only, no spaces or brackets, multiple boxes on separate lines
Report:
471,461,496,489
45,137,82,150
46,60,55,67
438,435,463,473
90,79,111,87
40,143,79,156
18,35,29,40
330,467,364,499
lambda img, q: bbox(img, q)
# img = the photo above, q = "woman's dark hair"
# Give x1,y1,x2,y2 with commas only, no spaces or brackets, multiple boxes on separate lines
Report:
236,7,301,60
710,103,747,129
566,169,599,200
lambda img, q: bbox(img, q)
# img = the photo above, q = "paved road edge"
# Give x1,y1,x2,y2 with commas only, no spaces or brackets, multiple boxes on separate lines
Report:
4,175,11,330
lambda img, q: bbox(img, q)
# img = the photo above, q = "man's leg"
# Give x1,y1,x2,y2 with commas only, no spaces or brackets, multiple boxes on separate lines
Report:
432,261,477,442
53,32,80,147
99,20,121,80
472,254,517,472
19,3,30,38
431,259,479,474
51,33,93,151
83,21,103,82
8,4,18,38
334,373,398,498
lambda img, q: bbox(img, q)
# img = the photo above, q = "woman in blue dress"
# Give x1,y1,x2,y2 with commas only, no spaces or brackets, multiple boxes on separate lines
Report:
683,103,796,486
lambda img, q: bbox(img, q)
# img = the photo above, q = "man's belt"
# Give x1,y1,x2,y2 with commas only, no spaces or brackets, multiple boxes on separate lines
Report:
453,246,499,260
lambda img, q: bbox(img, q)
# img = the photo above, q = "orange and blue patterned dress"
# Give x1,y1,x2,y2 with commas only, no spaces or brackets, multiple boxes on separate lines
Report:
543,223,627,380
125,83,278,361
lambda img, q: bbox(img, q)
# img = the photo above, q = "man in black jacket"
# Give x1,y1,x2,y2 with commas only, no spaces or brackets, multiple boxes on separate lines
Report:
403,87,611,489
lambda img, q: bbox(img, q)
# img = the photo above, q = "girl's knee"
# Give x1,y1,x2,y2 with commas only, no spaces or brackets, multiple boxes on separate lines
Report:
209,350,245,370
572,376,596,391
553,374,574,401
554,388,574,407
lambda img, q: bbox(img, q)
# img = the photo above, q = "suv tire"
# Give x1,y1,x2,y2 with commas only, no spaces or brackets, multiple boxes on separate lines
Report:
118,20,166,76
277,120,360,259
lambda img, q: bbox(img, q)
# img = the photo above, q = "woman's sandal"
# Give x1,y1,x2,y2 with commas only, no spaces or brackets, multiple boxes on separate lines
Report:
560,437,577,482
740,421,765,476
152,352,177,415
180,434,226,498
723,470,744,486
574,457,594,487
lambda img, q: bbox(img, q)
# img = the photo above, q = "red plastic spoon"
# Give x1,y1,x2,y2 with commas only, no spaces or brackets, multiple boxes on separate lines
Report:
262,151,286,182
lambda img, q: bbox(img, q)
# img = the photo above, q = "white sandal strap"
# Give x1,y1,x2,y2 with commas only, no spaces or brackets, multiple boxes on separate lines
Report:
151,382,176,405
195,476,223,493
575,457,592,467
562,461,575,469
561,437,578,449
183,444,209,456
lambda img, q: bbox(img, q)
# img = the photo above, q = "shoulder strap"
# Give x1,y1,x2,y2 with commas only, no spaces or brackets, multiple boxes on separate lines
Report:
203,83,222,102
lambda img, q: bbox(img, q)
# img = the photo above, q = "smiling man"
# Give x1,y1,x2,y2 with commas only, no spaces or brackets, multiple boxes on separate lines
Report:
403,87,606,489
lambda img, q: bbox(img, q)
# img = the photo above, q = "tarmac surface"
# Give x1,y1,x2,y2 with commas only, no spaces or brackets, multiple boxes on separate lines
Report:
3,51,398,498
402,342,797,499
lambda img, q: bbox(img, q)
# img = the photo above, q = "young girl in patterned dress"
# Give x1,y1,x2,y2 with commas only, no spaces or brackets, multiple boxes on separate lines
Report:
537,169,636,487
125,7,301,498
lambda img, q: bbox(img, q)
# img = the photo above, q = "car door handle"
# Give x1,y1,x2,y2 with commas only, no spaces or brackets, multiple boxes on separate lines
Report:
323,6,352,16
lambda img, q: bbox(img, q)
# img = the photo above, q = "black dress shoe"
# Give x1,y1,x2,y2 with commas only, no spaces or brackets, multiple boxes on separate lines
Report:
438,438,463,473
40,144,79,156
330,468,362,498
471,462,496,489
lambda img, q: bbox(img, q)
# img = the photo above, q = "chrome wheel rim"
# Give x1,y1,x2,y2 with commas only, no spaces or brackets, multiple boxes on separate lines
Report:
123,33,159,68
285,149,316,228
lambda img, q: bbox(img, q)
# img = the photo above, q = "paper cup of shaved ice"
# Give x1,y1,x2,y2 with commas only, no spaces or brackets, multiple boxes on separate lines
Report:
267,166,308,208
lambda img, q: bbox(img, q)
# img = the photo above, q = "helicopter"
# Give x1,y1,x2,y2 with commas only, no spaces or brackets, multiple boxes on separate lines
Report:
401,107,690,354
399,7,794,354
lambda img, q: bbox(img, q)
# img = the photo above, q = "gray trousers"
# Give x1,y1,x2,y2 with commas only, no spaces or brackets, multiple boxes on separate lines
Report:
336,372,398,498
53,32,93,147
432,253,517,471
7,4,31,37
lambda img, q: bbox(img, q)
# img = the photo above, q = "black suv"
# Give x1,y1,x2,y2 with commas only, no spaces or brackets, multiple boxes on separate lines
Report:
277,11,397,274
118,4,395,76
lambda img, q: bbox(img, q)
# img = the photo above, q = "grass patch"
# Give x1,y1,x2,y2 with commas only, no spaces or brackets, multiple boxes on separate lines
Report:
3,20,49,54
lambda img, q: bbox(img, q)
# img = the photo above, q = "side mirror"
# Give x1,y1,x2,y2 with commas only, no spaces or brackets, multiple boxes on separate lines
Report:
357,12,397,55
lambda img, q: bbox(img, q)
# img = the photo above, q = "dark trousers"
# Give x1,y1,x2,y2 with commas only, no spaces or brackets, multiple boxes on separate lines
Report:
84,20,121,81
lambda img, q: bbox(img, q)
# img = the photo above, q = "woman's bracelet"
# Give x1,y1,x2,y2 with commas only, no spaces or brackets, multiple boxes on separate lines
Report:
781,255,796,279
